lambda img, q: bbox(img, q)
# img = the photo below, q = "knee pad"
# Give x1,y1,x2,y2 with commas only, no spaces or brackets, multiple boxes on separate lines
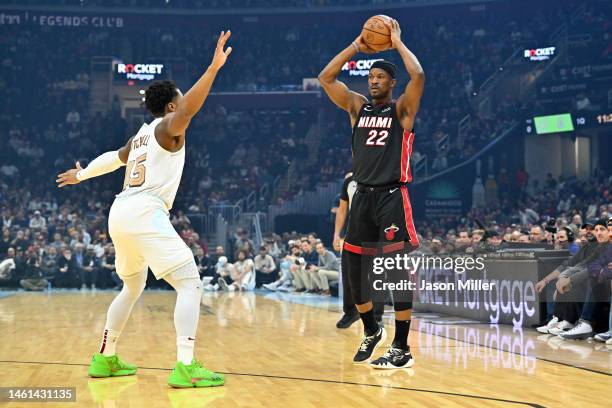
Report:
121,269,147,299
164,261,201,291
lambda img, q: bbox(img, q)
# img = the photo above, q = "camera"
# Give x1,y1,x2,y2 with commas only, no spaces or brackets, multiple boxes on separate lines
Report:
545,217,557,234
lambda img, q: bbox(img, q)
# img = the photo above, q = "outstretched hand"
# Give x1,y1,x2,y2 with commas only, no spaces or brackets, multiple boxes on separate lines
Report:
210,30,233,71
384,18,402,49
56,161,83,188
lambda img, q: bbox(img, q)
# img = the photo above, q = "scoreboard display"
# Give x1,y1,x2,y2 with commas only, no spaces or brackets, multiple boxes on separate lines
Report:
526,111,612,134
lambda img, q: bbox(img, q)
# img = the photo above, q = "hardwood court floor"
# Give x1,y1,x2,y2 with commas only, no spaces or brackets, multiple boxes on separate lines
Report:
0,290,610,407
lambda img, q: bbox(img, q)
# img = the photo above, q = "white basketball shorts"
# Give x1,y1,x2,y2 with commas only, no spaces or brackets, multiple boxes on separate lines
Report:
108,194,194,280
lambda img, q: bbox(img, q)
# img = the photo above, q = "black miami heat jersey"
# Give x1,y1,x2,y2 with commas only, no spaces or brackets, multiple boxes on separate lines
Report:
351,102,414,186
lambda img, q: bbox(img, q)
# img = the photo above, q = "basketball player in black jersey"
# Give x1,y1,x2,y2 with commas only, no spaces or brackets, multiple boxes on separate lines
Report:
319,18,424,369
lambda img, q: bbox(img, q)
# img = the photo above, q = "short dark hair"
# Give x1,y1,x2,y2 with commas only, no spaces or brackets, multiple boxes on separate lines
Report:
145,80,178,117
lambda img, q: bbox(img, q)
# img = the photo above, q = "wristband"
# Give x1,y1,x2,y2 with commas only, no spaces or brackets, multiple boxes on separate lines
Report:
351,41,360,53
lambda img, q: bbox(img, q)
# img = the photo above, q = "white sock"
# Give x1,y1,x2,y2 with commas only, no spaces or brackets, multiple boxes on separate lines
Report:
177,336,195,365
163,263,202,365
100,328,121,356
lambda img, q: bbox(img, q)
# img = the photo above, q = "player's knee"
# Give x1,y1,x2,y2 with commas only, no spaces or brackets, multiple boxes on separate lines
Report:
164,261,201,291
121,274,146,301
394,302,412,313
177,277,202,292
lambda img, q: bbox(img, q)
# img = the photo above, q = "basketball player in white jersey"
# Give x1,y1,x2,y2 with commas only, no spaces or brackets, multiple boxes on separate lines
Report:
56,31,232,388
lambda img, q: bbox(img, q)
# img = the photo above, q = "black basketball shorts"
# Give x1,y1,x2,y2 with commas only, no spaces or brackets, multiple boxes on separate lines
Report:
344,183,419,255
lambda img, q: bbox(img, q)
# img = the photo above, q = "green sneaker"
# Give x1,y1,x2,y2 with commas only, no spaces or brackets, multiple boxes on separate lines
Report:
88,353,137,378
167,360,225,388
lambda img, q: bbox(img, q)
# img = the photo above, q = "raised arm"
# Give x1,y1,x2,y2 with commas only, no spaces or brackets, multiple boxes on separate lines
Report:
56,136,133,188
155,30,232,150
386,19,425,131
318,36,371,126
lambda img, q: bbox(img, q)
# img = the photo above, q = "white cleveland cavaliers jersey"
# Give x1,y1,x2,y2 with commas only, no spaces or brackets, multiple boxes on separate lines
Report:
116,118,185,210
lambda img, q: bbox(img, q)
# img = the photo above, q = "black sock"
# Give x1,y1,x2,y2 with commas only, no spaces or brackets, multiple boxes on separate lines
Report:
359,309,379,336
392,319,411,350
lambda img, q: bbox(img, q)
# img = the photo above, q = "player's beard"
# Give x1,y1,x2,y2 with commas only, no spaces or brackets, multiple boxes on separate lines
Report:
369,88,389,100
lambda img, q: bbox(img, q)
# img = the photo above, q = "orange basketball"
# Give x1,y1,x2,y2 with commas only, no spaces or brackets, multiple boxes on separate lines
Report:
361,15,392,51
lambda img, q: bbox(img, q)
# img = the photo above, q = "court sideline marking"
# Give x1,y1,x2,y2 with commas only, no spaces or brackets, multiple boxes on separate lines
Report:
0,360,545,407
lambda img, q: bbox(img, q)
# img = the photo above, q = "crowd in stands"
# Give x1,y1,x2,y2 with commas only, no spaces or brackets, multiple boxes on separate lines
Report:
415,171,612,246
3,0,406,9
1,0,595,212
525,1,612,118
6,169,607,293
1,169,610,347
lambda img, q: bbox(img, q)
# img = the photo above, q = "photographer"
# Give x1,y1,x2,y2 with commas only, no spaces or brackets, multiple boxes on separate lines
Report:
20,247,48,291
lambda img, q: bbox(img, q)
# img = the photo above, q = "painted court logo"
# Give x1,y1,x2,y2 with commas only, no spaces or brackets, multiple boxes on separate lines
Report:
384,224,399,240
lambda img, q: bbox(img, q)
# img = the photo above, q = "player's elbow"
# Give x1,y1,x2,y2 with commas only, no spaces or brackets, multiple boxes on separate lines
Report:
414,70,425,83
318,70,333,85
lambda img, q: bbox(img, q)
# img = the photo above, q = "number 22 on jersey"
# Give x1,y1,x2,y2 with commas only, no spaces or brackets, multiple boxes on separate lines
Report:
365,129,389,146
123,153,147,189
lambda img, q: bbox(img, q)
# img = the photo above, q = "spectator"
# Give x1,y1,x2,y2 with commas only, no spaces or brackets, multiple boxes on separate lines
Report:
101,245,120,289
556,220,610,340
291,241,318,293
203,256,234,291
0,228,11,255
262,253,294,292
219,250,255,292
590,222,612,344
56,248,79,288
529,226,545,243
555,227,579,255
0,247,16,282
20,247,48,291
80,244,100,289
50,233,65,252
254,246,276,288
311,242,339,296
29,210,46,230
536,219,609,335
41,246,59,279
194,246,208,278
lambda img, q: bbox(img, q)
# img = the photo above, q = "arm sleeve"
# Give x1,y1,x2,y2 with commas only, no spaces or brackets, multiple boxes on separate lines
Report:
76,151,125,181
